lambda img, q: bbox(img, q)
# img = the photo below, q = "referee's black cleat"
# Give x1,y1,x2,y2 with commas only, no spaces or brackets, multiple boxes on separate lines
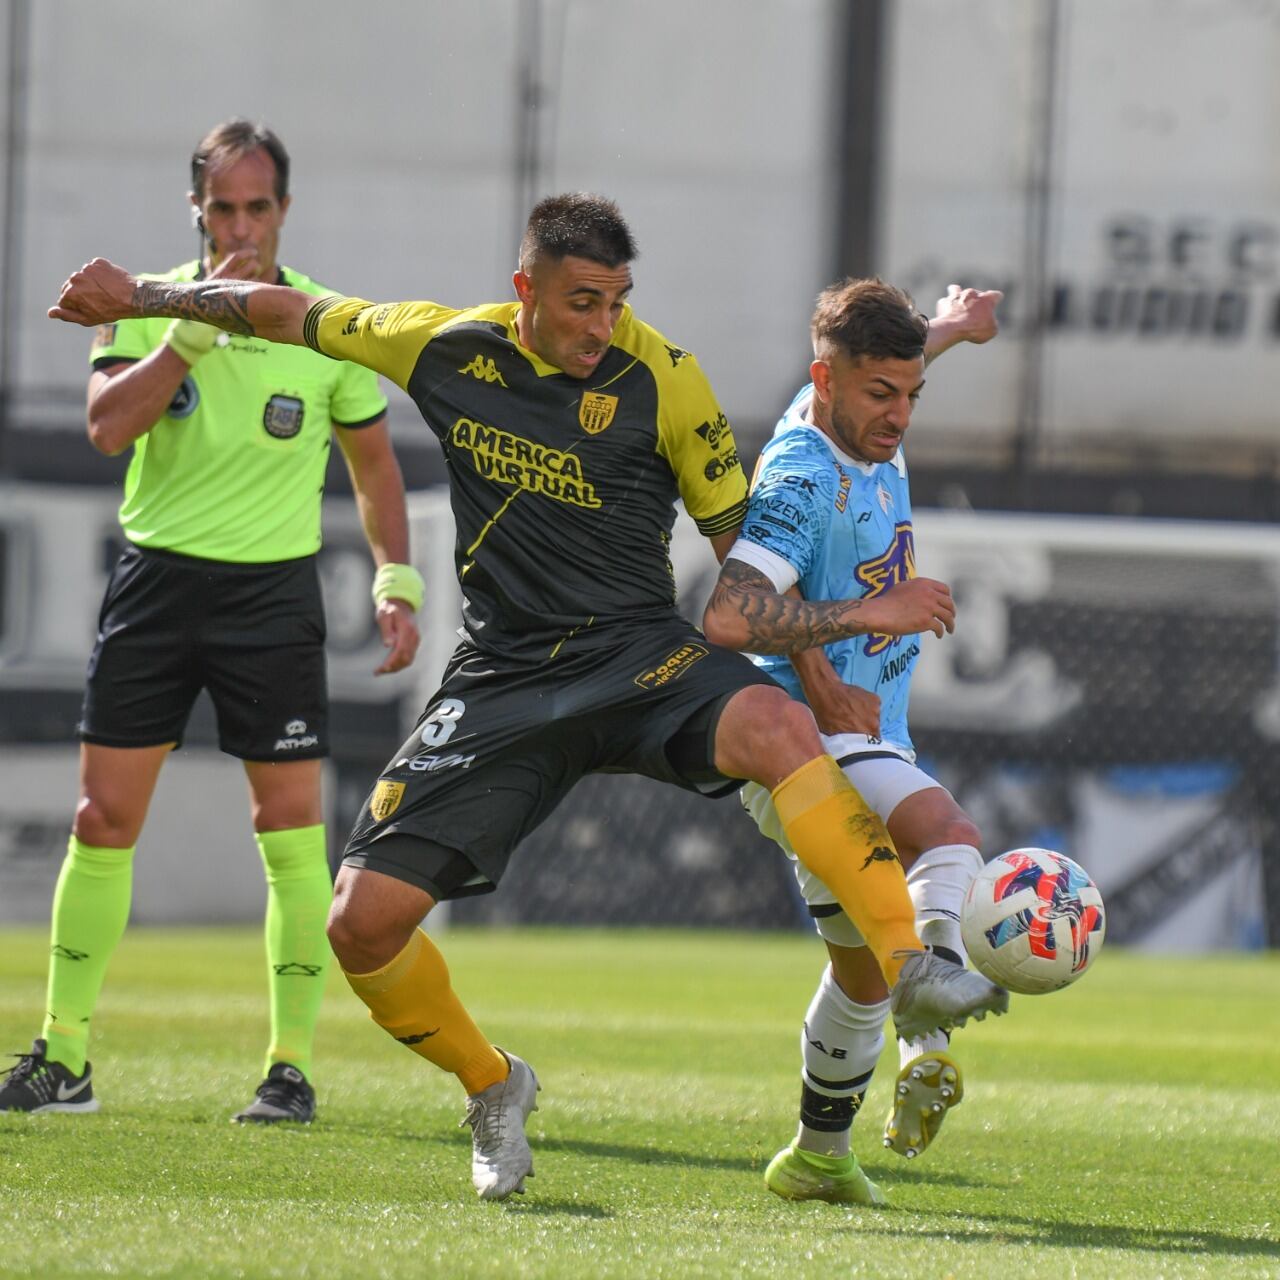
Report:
231,1062,316,1124
0,1039,100,1113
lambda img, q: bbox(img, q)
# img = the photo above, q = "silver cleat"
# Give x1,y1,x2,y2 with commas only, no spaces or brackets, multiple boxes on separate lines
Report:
462,1049,541,1201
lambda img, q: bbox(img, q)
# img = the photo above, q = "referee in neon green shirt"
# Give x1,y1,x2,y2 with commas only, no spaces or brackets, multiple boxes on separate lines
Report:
0,119,422,1122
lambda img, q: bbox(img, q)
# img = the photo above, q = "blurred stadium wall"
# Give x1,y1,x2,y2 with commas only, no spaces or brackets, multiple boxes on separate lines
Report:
1,1,1277,945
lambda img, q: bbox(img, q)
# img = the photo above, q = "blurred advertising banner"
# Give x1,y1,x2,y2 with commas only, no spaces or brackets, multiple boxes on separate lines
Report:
879,0,1280,459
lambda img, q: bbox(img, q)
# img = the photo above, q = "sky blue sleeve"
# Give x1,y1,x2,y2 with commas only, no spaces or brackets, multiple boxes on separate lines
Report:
737,456,834,580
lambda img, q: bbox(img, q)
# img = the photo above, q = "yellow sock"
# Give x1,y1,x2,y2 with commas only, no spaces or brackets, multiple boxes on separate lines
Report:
774,756,923,984
342,929,507,1095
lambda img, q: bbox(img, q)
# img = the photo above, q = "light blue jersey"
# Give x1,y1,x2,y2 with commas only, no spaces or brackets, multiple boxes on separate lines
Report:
731,384,918,757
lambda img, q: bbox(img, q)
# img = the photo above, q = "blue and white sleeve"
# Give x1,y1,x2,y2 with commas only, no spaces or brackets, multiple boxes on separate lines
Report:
724,465,831,593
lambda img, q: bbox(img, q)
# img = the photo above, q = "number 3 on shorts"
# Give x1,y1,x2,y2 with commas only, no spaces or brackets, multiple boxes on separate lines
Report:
419,698,466,747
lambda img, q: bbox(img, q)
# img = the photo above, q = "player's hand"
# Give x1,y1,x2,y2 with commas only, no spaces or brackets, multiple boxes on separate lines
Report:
373,599,420,675
857,577,955,639
208,247,266,281
933,284,1002,345
48,258,137,326
808,681,881,737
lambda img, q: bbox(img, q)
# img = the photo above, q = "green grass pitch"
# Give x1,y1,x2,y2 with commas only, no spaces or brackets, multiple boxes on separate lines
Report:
1,926,1277,1279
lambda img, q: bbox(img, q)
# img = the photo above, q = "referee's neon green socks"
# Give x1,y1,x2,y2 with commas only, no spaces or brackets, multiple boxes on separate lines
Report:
256,825,333,1080
42,836,134,1075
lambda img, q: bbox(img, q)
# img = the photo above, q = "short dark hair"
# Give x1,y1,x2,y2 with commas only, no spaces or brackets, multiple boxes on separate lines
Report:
519,193,638,271
810,277,927,363
190,118,290,203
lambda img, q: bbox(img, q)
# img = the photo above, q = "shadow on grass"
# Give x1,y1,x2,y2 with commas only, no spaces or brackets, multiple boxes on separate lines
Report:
851,1207,1280,1263
503,1198,611,1219
355,1125,989,1186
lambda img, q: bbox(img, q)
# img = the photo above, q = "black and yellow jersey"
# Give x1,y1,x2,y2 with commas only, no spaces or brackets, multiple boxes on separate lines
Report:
305,296,747,660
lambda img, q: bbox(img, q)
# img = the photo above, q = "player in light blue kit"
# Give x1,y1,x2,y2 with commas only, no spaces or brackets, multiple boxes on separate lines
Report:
704,278,1001,1204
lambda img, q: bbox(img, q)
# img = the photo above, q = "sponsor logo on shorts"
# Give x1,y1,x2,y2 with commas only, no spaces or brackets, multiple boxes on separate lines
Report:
369,779,406,821
633,642,709,690
405,752,476,774
263,394,305,439
285,719,307,736
579,391,618,435
274,732,319,751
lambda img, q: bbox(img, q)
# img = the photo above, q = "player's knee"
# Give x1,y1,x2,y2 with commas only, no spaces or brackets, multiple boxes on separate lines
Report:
72,794,142,848
716,685,820,784
759,693,823,774
326,882,423,973
325,901,373,970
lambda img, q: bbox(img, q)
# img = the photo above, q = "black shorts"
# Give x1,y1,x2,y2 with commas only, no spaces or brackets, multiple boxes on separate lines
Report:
79,544,329,761
342,614,778,898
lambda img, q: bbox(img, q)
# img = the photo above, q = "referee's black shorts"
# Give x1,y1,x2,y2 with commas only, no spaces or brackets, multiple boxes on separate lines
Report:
79,543,329,761
342,613,778,900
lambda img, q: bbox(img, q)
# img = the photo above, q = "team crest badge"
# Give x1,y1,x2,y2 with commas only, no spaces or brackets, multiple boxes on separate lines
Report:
263,394,305,439
579,392,618,435
369,780,406,821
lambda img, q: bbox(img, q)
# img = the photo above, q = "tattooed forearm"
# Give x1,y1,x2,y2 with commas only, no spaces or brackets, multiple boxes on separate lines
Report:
132,280,256,335
706,560,867,654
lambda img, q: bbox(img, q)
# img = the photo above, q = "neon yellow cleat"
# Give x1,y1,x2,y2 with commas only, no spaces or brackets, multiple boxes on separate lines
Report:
883,1051,963,1159
764,1142,887,1205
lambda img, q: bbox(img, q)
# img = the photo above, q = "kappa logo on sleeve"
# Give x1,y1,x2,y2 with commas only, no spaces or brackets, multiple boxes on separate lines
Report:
459,354,509,386
369,779,406,821
633,642,709,690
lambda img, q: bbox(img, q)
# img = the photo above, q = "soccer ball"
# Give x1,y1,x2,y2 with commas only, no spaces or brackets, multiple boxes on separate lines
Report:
961,848,1106,995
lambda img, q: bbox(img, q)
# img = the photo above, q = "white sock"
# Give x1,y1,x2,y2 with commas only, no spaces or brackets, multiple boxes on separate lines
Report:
906,843,984,963
900,843,983,1067
899,1027,951,1070
795,965,889,1158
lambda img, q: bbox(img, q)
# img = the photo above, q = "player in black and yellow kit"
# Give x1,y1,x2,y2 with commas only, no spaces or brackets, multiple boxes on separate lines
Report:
1,121,421,1127
50,193,1007,1199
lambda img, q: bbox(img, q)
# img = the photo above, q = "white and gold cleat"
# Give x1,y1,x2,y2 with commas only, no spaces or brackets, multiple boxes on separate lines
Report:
883,1051,963,1159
